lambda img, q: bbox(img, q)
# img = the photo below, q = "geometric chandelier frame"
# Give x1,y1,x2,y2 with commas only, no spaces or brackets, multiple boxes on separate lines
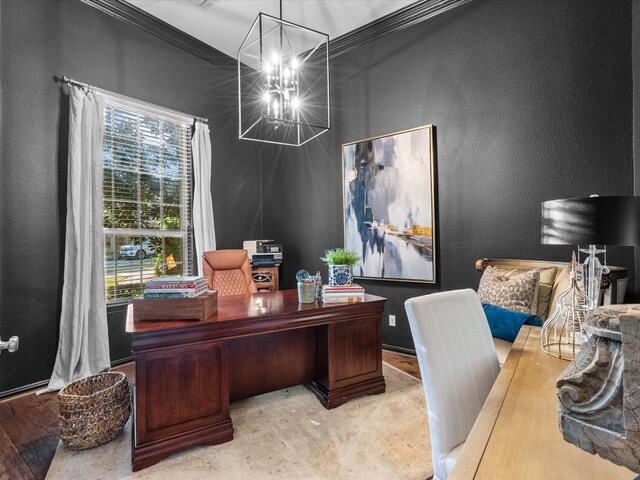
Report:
238,11,330,146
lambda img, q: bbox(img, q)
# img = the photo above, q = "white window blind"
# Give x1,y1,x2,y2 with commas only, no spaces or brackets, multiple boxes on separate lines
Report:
102,101,193,302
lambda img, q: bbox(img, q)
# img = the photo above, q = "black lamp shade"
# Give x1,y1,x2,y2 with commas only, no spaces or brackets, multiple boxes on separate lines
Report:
541,196,640,246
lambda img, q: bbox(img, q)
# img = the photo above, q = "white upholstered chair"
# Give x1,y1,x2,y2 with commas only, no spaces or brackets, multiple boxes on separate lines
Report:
405,289,500,480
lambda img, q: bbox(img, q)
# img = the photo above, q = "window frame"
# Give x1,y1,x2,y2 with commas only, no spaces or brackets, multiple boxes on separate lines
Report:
102,99,194,304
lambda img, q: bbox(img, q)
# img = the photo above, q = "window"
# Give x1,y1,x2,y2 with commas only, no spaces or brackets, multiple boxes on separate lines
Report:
102,101,193,302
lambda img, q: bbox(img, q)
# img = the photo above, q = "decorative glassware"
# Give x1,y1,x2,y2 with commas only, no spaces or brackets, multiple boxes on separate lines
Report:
297,281,316,303
315,271,322,299
295,270,316,303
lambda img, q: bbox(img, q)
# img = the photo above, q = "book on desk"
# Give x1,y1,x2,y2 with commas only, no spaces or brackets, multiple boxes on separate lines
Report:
321,284,365,303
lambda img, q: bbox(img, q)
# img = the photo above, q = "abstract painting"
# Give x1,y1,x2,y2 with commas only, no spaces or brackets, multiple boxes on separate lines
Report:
342,125,436,283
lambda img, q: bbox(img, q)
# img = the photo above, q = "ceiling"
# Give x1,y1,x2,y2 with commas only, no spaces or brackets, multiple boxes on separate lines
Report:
126,0,418,59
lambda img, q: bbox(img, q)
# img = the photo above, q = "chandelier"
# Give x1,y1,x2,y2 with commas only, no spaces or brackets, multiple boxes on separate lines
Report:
238,1,330,146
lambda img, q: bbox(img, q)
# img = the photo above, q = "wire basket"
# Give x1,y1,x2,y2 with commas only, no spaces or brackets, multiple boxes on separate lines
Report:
541,255,594,360
58,371,131,450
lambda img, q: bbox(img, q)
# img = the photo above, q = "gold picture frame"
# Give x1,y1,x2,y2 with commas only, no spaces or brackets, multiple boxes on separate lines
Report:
342,125,437,283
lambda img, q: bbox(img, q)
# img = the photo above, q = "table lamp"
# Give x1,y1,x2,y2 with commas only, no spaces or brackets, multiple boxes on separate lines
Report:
540,195,640,359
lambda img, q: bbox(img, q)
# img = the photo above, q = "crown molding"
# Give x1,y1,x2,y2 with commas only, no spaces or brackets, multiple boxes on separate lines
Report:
80,0,234,67
81,0,472,67
329,0,473,58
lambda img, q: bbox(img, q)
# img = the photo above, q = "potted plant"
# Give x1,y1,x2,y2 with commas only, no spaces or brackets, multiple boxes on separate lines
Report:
320,248,360,286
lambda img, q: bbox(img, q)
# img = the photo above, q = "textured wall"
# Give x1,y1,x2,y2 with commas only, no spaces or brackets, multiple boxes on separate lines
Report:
0,0,263,393
262,0,634,352
0,0,635,393
634,0,640,298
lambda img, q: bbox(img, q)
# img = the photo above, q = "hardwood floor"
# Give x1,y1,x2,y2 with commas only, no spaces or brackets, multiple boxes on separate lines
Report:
0,351,419,480
383,349,422,380
0,363,136,480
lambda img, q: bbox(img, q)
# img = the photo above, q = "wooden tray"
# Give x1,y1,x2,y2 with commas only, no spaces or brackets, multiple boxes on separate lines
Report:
133,290,218,321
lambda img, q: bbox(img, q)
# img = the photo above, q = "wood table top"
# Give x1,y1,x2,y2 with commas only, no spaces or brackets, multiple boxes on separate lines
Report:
450,326,635,480
126,289,386,337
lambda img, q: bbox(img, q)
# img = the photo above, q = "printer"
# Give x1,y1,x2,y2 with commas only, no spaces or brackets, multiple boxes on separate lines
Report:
243,240,283,266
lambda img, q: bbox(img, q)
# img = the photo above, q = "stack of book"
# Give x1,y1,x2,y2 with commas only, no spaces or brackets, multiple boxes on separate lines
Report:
143,276,208,299
321,284,365,303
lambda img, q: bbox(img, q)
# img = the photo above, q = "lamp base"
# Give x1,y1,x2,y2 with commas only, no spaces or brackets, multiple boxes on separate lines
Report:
578,245,606,309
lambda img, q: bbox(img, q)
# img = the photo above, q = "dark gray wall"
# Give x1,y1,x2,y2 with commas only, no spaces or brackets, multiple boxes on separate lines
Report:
263,0,635,352
0,0,636,393
634,0,640,297
636,0,640,196
0,0,263,393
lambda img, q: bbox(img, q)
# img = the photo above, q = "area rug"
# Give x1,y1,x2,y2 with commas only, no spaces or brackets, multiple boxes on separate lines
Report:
47,363,431,480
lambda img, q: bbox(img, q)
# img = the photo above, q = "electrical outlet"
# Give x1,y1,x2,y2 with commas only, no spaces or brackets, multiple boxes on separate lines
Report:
389,314,396,327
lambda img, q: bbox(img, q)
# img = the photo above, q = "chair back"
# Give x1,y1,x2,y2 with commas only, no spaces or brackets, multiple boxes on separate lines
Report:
202,249,258,296
405,289,499,480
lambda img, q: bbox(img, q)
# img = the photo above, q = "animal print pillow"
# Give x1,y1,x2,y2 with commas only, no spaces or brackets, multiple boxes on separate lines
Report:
477,266,540,314
491,266,558,320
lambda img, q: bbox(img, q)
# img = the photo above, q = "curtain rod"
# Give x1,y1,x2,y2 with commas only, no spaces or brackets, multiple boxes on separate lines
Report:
60,76,208,124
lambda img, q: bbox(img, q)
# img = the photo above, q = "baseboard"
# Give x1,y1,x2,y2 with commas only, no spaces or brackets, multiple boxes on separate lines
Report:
111,355,134,367
382,344,416,356
0,356,135,400
0,379,49,400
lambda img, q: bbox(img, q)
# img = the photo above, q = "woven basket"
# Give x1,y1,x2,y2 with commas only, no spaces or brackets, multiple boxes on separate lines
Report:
58,371,131,450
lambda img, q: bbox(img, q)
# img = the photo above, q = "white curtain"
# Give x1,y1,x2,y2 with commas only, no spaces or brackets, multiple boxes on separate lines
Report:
39,86,110,393
192,121,216,274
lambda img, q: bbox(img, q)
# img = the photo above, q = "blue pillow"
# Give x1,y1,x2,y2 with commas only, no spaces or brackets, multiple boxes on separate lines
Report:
482,303,543,342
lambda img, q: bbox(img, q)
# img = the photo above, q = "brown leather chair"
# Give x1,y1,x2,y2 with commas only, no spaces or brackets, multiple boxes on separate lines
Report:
202,249,258,296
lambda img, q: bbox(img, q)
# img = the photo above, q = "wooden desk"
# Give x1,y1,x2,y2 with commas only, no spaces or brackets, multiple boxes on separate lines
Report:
126,290,386,471
450,326,634,479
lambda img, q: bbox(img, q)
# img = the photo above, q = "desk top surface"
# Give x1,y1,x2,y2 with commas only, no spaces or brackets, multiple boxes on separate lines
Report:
450,326,635,480
126,289,386,336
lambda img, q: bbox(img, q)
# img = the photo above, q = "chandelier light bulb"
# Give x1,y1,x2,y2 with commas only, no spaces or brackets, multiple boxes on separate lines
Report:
290,57,299,69
263,61,271,72
262,92,271,103
271,52,279,65
291,97,300,110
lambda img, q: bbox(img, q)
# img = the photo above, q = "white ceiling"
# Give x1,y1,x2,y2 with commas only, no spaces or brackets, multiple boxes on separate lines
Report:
127,0,418,59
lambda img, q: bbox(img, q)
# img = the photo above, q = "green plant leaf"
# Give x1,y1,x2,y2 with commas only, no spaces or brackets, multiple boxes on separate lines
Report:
320,248,360,266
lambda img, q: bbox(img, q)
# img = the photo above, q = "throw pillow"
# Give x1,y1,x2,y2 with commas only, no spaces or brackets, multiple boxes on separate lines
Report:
477,266,540,314
492,266,558,320
482,303,543,342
